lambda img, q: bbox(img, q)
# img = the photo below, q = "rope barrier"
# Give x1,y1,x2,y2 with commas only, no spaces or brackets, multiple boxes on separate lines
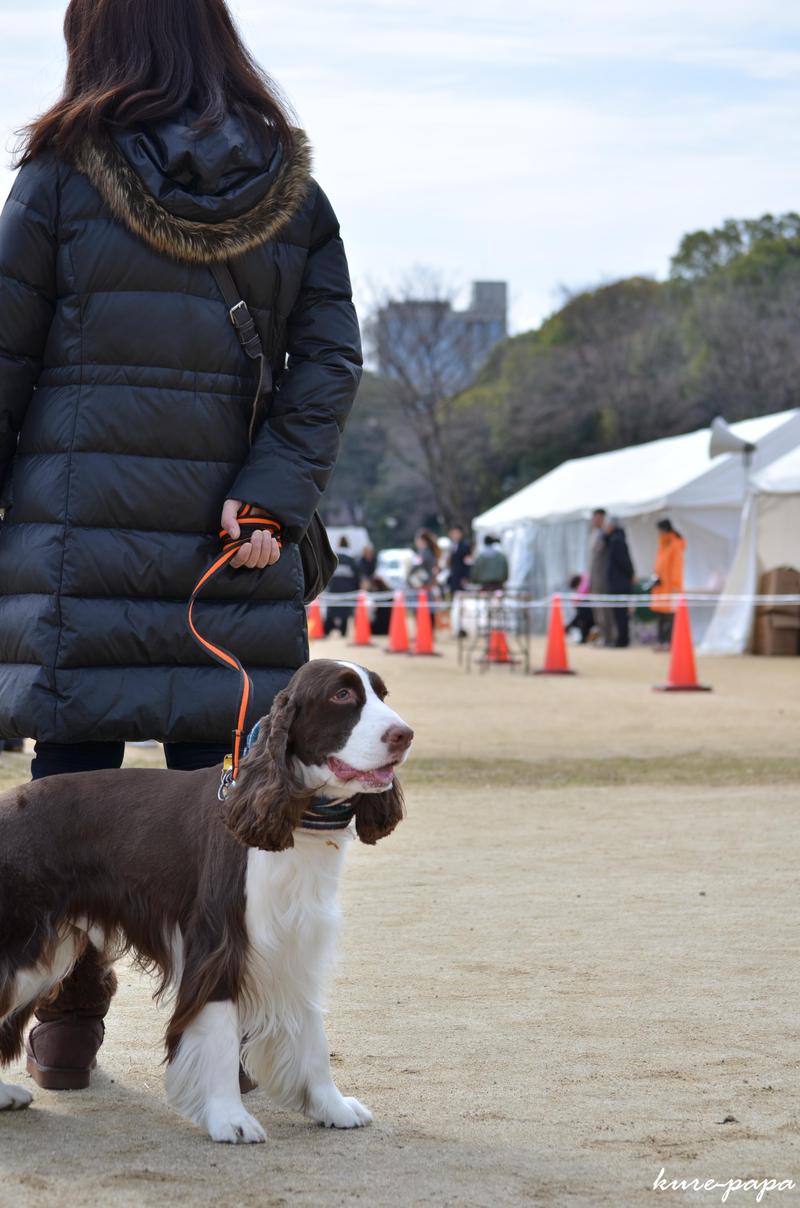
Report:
312,591,800,611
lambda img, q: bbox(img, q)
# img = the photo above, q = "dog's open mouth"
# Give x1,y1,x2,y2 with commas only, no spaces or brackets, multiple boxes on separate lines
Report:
327,756,397,789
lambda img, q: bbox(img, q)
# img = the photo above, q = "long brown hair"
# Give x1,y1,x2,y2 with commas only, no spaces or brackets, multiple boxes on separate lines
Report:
415,529,440,562
16,0,297,167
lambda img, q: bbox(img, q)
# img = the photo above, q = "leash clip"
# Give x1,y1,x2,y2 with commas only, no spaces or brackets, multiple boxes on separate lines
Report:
218,763,234,802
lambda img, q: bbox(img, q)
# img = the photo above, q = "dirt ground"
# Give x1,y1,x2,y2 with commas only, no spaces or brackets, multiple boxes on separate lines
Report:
0,634,798,1207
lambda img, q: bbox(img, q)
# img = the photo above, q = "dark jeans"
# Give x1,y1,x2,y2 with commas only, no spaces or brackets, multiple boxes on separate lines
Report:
31,739,230,779
657,613,674,645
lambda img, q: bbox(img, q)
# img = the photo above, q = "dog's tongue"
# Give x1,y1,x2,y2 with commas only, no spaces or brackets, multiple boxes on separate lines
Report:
328,756,395,788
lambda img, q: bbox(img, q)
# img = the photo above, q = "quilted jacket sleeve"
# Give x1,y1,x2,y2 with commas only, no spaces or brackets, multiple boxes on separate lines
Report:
0,157,59,507
228,184,363,539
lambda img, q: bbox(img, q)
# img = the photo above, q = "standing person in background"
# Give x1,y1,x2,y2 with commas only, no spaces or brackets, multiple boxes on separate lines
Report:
447,524,472,596
0,0,361,1089
407,529,440,594
358,542,377,586
324,536,360,636
447,523,472,638
651,518,685,651
589,508,614,646
470,535,509,591
365,574,393,636
604,518,635,648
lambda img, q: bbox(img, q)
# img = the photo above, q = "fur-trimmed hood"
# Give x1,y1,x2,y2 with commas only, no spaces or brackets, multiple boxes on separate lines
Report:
75,112,313,264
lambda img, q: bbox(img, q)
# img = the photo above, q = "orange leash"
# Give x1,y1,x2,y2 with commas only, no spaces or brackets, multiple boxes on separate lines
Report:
187,504,281,781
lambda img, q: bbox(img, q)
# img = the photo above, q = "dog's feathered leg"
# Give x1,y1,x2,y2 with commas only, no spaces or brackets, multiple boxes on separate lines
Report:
246,1005,372,1129
299,1008,373,1129
164,1001,265,1143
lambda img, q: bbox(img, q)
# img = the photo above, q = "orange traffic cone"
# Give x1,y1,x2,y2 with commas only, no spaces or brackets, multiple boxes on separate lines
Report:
535,594,576,675
655,597,711,692
478,624,522,666
349,591,374,647
486,629,512,663
386,590,410,654
307,598,325,640
411,591,441,657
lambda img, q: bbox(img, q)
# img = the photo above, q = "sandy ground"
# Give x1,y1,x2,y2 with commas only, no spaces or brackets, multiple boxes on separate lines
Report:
0,634,799,1207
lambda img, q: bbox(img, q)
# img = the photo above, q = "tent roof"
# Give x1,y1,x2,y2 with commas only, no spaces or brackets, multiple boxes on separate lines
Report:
752,443,800,494
474,409,800,529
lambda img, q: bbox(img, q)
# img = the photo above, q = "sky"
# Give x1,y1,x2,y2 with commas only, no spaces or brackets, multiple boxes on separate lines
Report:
2,1,800,335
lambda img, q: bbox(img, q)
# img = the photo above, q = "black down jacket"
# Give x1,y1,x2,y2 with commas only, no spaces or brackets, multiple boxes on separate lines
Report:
605,526,635,593
0,112,362,743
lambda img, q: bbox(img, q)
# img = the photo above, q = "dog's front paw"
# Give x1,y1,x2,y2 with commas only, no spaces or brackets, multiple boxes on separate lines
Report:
0,1082,33,1111
308,1086,373,1129
206,1099,266,1144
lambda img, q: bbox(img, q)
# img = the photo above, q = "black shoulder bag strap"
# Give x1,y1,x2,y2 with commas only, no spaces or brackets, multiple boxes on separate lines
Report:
209,262,272,444
208,262,339,603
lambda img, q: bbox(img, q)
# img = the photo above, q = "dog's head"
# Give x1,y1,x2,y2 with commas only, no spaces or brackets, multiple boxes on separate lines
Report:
224,660,413,852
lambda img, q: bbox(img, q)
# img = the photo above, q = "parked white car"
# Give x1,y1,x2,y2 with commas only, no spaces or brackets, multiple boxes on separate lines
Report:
375,547,415,591
326,525,370,557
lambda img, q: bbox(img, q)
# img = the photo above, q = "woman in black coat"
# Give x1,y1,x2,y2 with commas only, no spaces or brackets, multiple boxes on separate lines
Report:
603,518,635,648
0,0,361,1086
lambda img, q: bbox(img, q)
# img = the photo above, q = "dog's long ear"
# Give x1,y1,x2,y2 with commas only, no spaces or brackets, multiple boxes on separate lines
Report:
353,780,405,845
223,689,311,851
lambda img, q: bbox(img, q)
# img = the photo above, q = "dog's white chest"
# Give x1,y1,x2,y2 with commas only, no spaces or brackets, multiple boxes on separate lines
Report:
240,837,349,1036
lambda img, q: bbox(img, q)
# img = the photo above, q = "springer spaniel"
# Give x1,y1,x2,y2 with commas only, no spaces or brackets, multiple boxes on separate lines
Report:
0,660,412,1142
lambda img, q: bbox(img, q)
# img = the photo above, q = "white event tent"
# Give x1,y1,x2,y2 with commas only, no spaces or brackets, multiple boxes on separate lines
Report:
473,410,800,637
701,444,800,654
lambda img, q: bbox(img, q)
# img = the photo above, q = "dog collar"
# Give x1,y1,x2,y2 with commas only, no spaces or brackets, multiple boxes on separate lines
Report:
299,799,357,832
218,721,356,833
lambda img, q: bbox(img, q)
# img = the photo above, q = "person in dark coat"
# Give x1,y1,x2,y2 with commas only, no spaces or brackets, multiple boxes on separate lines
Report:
603,517,635,647
447,524,472,596
0,0,361,1088
365,574,393,636
324,537,360,637
358,542,377,585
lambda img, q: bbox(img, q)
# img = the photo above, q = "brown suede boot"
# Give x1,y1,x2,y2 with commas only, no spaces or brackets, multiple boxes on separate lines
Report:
26,946,116,1091
239,1064,257,1095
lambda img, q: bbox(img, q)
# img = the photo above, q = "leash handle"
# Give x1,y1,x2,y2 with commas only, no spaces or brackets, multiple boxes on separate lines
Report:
188,504,281,781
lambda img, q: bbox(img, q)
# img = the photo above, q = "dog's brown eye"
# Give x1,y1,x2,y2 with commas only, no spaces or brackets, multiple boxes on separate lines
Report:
332,687,354,703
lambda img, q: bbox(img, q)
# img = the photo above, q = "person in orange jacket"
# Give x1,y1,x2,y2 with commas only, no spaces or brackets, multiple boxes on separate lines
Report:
652,519,686,649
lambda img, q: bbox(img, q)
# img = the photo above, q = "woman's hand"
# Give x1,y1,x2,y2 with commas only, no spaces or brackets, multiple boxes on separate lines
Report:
221,499,281,570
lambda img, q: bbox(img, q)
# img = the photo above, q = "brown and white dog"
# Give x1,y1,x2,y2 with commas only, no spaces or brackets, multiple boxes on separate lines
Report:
0,659,412,1142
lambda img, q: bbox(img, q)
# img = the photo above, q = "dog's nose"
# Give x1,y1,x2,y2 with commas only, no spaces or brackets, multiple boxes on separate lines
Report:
382,723,414,755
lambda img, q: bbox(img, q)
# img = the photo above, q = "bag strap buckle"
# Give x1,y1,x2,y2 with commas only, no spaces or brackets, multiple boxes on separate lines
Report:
228,300,264,362
229,300,251,329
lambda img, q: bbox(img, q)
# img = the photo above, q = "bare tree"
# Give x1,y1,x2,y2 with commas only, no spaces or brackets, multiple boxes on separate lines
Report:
363,270,493,524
